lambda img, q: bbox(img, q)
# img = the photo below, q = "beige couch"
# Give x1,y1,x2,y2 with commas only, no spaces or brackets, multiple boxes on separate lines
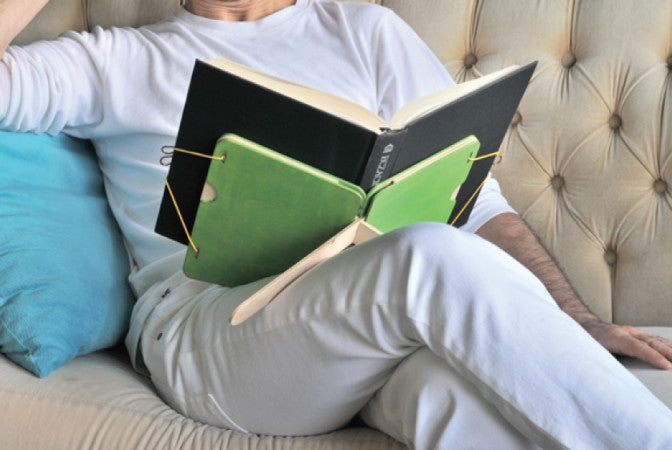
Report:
2,0,671,448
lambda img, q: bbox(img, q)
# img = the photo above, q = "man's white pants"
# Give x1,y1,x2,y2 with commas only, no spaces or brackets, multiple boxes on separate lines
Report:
130,223,672,449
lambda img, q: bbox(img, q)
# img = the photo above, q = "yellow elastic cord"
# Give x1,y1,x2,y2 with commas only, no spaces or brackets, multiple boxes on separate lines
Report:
162,146,497,244
450,175,488,226
160,145,227,254
468,151,501,162
449,151,501,226
160,145,226,166
165,178,199,256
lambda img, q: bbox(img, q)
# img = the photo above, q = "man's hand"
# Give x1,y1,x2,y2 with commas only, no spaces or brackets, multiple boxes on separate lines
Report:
477,212,672,370
583,320,672,370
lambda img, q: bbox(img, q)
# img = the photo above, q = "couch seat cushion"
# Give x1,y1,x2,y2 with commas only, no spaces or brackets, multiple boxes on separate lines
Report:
0,348,405,449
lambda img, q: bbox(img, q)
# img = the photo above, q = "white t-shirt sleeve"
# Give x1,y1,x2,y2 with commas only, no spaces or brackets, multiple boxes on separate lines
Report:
0,31,106,135
457,175,517,233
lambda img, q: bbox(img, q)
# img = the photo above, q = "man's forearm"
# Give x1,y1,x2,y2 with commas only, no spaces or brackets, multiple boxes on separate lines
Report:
476,211,672,369
475,212,601,327
0,0,49,57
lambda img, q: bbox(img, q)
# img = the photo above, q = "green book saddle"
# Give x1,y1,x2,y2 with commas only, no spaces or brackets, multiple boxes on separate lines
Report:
181,133,479,287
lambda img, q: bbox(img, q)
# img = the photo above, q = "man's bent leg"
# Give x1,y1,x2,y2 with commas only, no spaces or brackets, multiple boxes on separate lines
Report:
136,223,672,447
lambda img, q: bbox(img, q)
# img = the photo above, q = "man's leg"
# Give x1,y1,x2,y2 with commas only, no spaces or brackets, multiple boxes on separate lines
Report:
359,347,539,449
136,222,672,448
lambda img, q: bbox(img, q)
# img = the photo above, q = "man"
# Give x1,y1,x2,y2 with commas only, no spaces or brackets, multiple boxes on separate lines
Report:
2,0,672,448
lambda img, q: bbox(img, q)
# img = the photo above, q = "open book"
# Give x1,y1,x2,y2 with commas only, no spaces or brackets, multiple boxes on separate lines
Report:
181,133,479,293
155,58,537,244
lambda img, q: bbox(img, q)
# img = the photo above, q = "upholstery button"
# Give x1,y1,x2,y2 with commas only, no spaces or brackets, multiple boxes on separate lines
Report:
551,175,564,190
667,55,672,70
561,52,576,68
604,249,617,265
464,53,478,69
608,114,622,130
654,178,668,194
511,111,522,127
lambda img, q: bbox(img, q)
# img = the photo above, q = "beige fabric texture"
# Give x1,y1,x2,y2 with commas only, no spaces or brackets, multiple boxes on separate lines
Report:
0,348,404,449
381,0,672,327
4,0,671,448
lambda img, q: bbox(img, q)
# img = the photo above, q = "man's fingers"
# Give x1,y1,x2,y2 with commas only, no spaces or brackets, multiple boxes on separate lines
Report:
585,322,672,370
648,336,672,366
621,333,672,370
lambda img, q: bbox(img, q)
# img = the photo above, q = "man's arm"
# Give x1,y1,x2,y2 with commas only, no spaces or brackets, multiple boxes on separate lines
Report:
476,212,672,370
0,0,49,58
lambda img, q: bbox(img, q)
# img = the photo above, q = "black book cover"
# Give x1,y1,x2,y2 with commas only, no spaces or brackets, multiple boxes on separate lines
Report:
156,60,536,244
155,60,379,244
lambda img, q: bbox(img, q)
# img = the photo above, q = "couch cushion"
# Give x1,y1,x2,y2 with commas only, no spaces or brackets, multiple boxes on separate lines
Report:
0,131,135,377
0,348,405,449
619,327,672,410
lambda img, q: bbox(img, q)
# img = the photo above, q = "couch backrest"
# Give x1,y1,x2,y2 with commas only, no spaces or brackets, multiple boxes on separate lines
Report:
383,0,672,327
13,0,672,326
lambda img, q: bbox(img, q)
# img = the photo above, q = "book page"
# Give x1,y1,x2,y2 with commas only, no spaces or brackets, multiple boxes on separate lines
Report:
208,58,388,133
390,65,520,129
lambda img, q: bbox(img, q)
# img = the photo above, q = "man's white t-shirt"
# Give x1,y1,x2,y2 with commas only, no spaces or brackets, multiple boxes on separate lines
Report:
0,0,514,297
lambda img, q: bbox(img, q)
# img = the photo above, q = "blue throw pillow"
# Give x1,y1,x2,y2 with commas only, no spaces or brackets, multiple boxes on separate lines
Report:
0,131,135,377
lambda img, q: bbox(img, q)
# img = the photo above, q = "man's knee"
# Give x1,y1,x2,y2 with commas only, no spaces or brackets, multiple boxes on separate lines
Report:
381,222,482,266
386,222,465,250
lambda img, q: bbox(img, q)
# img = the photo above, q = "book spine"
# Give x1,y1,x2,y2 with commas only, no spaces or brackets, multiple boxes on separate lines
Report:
358,128,408,191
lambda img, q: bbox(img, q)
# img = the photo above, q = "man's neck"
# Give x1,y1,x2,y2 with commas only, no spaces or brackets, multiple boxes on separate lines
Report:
185,0,297,21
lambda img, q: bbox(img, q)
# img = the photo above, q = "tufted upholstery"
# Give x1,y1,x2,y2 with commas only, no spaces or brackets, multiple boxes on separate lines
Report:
378,0,672,326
